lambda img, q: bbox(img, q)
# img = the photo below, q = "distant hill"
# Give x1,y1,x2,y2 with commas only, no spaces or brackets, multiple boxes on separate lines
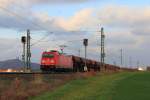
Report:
0,59,40,70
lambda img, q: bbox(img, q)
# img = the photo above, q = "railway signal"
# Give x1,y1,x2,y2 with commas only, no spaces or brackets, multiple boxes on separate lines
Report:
83,39,88,71
21,36,26,43
21,36,26,72
83,39,88,46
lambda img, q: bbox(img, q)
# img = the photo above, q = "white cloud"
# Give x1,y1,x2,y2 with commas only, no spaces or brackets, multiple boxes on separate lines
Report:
55,8,94,31
30,0,93,4
97,5,150,27
0,38,21,60
0,4,150,66
0,0,94,9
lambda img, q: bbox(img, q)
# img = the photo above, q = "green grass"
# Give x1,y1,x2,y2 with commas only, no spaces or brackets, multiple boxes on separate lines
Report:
112,72,150,100
31,72,150,100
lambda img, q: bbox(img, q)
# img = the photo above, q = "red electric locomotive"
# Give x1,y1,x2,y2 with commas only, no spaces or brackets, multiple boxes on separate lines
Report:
40,50,73,71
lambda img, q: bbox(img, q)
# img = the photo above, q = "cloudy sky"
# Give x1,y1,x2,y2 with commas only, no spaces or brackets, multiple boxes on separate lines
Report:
0,0,150,67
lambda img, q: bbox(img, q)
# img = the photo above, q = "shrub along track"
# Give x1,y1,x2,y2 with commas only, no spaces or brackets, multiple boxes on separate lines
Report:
0,72,76,100
31,72,150,100
0,71,96,100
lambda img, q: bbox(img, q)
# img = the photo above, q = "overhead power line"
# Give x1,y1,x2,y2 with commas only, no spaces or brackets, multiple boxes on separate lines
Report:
31,32,53,46
0,5,100,33
0,5,54,33
0,4,103,53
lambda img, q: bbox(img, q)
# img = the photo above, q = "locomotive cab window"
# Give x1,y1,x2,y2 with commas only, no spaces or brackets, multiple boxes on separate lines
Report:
42,54,54,58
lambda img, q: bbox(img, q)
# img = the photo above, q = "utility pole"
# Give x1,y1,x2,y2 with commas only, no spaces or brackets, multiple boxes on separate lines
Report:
78,49,81,57
113,61,116,66
83,39,88,71
137,60,140,69
120,49,123,67
129,56,132,68
101,27,105,71
26,29,31,72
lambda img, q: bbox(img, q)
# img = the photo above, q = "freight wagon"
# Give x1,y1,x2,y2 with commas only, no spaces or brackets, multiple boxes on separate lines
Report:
40,50,100,72
40,50,136,72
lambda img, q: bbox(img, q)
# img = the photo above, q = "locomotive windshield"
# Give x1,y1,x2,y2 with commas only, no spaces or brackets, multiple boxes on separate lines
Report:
42,54,54,58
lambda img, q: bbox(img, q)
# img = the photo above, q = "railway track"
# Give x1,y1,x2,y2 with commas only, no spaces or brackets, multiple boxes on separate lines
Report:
0,71,73,74
0,71,75,82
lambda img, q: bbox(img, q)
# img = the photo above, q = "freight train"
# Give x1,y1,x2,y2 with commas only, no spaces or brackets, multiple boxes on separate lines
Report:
40,50,137,72
40,50,101,72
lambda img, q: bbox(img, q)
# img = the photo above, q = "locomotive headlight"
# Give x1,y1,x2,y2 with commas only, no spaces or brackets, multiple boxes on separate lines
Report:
50,60,54,63
42,60,45,63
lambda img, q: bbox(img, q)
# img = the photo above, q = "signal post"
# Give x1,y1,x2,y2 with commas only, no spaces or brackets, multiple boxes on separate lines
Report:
83,39,88,71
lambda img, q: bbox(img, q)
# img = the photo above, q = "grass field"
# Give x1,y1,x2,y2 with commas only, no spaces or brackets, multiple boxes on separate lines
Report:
31,72,150,100
112,72,150,100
